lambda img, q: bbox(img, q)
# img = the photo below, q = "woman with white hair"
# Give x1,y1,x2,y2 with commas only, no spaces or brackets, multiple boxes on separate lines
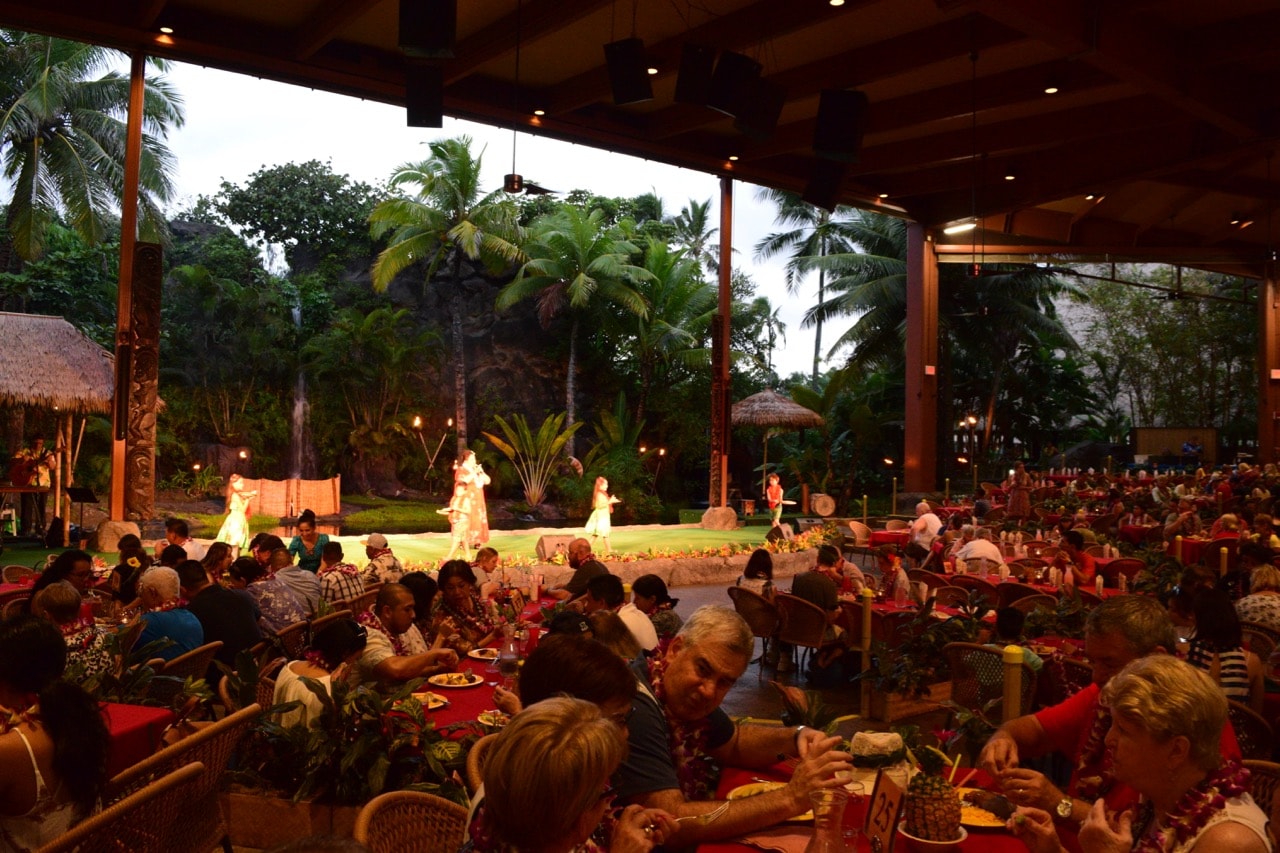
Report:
136,566,204,661
1010,655,1270,853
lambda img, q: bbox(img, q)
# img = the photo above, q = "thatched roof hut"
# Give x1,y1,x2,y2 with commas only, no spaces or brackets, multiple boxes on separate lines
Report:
0,312,114,413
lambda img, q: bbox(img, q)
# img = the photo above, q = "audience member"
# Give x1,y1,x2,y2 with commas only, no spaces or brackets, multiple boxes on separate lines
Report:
1187,589,1263,712
274,619,367,727
354,584,457,684
1234,564,1280,632
178,559,262,673
359,533,403,585
631,574,683,645
546,538,609,601
430,561,499,655
30,581,113,679
584,573,657,652
270,548,322,614
162,517,206,561
736,549,774,600
136,566,204,661
227,557,307,634
317,541,364,605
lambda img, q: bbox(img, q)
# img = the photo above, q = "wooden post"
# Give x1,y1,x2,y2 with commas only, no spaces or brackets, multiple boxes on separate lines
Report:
862,495,868,528
709,177,734,508
1002,645,1024,722
1258,261,1279,466
859,587,874,717
904,224,939,492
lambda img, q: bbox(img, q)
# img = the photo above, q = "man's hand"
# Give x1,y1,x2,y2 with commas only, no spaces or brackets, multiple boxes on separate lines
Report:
1007,807,1066,853
978,730,1020,774
1077,800,1133,853
783,733,852,813
998,768,1064,813
427,648,458,668
611,805,677,853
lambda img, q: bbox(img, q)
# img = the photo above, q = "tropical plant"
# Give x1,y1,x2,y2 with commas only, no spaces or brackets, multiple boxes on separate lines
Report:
497,206,650,457
854,602,982,697
369,136,524,455
667,197,720,275
0,30,183,270
484,412,582,506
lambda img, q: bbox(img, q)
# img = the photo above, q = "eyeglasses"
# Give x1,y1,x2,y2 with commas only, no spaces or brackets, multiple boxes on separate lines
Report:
608,708,634,728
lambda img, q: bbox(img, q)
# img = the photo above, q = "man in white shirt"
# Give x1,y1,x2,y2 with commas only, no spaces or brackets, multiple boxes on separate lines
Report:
906,501,943,565
163,517,206,561
584,573,658,651
955,527,1004,571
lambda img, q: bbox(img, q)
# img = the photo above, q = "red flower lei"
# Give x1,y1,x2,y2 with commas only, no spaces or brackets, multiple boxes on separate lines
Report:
355,610,409,656
1074,704,1114,800
1130,760,1251,852
647,656,721,801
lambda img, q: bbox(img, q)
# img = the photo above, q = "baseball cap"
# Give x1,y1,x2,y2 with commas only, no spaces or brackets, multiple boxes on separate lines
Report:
361,533,388,549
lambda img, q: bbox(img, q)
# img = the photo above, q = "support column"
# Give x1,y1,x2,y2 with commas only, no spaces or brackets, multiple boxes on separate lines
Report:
703,177,738,529
1259,261,1280,466
110,52,146,520
904,223,939,493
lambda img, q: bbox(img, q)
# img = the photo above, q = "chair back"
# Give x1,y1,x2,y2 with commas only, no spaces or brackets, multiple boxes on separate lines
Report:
884,519,909,531
219,658,286,712
774,594,829,650
354,791,470,853
907,569,948,592
726,586,780,640
1228,700,1274,761
997,582,1041,609
870,608,919,644
983,508,1006,524
272,620,310,660
37,762,204,853
1209,539,1240,571
466,733,499,794
1009,594,1057,616
343,589,379,615
1,595,29,620
943,642,1037,721
2,564,34,583
930,586,970,609
1022,541,1052,558
848,521,872,547
1243,628,1277,664
949,575,999,604
146,641,224,707
1244,621,1280,643
1075,587,1103,607
1083,544,1106,557
1038,656,1094,707
308,609,353,643
1243,760,1280,843
1100,558,1145,587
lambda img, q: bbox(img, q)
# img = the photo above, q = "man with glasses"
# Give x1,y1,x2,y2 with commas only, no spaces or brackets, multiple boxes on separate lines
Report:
614,606,852,847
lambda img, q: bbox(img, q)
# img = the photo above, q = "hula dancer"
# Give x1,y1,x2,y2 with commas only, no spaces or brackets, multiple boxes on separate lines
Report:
442,481,473,562
766,473,784,527
583,476,621,554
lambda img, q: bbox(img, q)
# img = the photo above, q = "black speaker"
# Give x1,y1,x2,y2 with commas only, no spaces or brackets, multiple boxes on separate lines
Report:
707,51,761,117
405,64,443,127
674,43,717,106
399,0,456,59
536,534,576,561
733,76,785,140
604,38,653,105
802,159,847,212
813,89,870,162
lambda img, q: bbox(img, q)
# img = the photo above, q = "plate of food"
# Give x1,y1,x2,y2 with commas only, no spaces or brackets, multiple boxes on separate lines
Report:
956,788,1013,828
468,648,499,661
429,672,484,689
477,709,511,728
411,691,448,710
726,781,812,821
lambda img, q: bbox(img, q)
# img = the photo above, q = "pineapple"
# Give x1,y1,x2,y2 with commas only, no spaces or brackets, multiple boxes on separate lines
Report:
901,746,962,842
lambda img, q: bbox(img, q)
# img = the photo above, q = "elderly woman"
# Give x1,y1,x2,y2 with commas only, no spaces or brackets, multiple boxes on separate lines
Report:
1234,564,1280,632
137,566,204,661
0,616,109,850
467,696,675,853
430,560,498,655
1010,656,1269,853
30,581,114,680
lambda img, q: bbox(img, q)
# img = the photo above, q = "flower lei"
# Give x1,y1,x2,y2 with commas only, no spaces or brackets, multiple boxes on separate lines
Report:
647,656,720,801
1073,703,1114,800
434,593,498,642
1130,760,1251,852
59,616,99,651
355,610,409,657
0,701,40,734
148,598,184,614
320,561,361,577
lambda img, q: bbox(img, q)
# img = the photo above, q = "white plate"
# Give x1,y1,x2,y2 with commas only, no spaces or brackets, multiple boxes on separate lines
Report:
468,648,499,661
428,672,484,689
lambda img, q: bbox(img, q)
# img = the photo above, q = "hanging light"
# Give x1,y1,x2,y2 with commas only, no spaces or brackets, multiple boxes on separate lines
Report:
504,0,524,194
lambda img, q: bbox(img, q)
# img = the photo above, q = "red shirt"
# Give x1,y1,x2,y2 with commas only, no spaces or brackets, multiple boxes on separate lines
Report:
766,483,782,509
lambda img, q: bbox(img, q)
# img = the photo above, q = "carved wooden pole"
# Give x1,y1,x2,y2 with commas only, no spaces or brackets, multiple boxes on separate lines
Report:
709,176,734,508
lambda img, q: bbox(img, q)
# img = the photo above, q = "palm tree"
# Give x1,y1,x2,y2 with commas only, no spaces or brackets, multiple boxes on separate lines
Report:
668,198,719,276
753,189,862,387
0,30,184,270
369,136,523,455
496,206,650,457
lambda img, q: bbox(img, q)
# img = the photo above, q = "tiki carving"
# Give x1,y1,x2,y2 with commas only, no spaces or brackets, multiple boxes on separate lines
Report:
125,242,163,521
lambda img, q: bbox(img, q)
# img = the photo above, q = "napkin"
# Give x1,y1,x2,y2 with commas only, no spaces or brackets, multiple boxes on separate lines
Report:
735,827,811,853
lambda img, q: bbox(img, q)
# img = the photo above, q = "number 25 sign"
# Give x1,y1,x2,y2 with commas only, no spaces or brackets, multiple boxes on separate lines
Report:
864,770,905,853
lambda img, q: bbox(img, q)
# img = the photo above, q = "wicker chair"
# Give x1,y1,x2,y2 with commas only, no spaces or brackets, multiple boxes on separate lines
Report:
847,521,874,568
1228,700,1274,761
115,619,145,660
1075,587,1103,607
949,575,1000,606
1,595,29,619
466,733,499,794
145,641,224,707
1243,628,1277,664
884,519,909,531
1009,594,1057,616
931,586,971,609
997,582,1041,609
726,586,780,681
104,703,262,853
354,791,470,853
343,588,379,615
36,762,204,853
2,564,34,583
1244,622,1280,644
1244,759,1280,841
774,593,832,674
308,608,353,643
870,608,919,644
908,569,949,592
219,657,286,712
944,642,1038,721
1022,541,1052,559
271,620,310,660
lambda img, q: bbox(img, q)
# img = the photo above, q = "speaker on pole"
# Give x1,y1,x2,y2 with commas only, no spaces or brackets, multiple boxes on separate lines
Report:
813,89,870,162
604,38,653,105
405,63,444,127
399,0,457,58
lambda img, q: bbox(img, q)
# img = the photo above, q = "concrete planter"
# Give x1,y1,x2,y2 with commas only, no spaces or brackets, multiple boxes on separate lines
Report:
223,791,362,849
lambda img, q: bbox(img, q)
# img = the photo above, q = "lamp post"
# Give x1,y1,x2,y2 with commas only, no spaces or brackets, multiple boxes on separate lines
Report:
966,415,978,495
885,457,897,515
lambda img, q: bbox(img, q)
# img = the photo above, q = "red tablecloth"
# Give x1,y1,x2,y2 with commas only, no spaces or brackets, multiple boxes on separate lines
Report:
698,766,1027,852
102,702,175,777
1119,525,1159,544
427,676,498,728
1167,538,1210,563
869,530,909,547
0,579,34,596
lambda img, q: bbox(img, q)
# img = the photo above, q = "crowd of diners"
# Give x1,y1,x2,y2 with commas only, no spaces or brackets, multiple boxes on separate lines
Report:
4,482,1280,852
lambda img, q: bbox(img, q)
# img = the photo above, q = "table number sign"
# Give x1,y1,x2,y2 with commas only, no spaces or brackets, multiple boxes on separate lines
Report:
865,769,904,853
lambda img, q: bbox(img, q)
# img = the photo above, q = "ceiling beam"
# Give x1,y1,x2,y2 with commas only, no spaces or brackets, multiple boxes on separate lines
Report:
1154,169,1280,203
444,0,614,86
942,0,1262,139
135,0,169,30
290,0,383,61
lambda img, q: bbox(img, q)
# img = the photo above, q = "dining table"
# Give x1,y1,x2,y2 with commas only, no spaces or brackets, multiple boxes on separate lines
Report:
101,702,175,777
698,765,1028,852
1118,524,1159,544
869,530,910,548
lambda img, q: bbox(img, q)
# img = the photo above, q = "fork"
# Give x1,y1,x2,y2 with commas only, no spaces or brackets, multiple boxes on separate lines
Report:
675,801,732,826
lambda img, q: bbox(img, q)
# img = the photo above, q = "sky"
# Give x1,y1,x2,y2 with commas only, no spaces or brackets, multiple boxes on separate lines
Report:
160,61,826,379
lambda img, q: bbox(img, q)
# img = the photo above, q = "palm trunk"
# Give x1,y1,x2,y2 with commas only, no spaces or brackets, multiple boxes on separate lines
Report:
812,231,827,389
566,315,578,459
451,253,469,457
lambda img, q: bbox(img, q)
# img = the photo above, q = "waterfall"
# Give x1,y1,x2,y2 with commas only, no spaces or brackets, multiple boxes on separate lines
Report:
289,301,313,481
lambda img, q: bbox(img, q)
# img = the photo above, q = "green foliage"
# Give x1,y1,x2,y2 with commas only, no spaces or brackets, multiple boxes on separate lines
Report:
854,602,982,697
0,224,118,339
1023,589,1089,640
770,681,843,733
484,412,582,507
232,676,470,806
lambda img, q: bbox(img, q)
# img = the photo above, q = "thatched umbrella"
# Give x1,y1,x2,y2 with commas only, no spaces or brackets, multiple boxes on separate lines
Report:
731,389,824,500
0,312,115,545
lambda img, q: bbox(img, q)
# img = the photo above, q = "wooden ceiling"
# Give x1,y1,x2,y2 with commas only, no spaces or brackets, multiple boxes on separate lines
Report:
1,0,1277,276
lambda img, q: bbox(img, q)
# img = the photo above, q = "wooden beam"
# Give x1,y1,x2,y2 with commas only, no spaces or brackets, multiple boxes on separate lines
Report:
904,224,939,493
933,243,1262,265
134,0,168,30
444,0,613,85
1260,262,1280,466
291,0,382,60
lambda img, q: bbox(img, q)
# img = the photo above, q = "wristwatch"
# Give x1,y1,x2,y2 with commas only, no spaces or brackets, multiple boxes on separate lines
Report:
1055,797,1075,821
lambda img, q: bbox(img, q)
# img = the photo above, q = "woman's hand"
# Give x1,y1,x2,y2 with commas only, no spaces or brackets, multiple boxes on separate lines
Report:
1077,799,1133,853
998,768,1064,812
611,804,677,853
492,685,522,715
1007,807,1066,853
